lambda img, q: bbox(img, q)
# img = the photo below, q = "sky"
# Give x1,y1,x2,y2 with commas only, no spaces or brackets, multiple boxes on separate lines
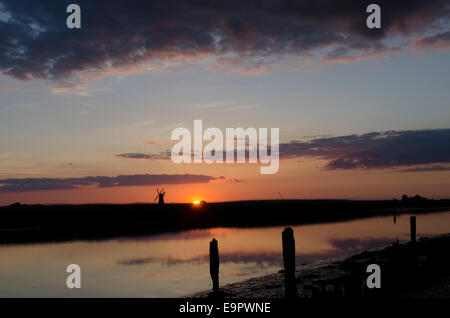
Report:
0,0,449,204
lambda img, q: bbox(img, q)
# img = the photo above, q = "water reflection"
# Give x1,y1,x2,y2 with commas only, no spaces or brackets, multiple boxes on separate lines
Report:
0,211,449,297
118,237,395,267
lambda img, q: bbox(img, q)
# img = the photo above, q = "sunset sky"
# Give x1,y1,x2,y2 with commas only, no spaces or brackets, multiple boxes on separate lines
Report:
0,0,449,205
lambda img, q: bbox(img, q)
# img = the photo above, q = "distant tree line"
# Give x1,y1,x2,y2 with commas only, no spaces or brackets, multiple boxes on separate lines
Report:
401,194,428,203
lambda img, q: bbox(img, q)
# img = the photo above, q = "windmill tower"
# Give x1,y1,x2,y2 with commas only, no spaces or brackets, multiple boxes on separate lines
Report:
155,187,165,205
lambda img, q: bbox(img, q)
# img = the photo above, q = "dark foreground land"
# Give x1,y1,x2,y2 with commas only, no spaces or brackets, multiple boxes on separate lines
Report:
189,234,450,298
1,199,449,244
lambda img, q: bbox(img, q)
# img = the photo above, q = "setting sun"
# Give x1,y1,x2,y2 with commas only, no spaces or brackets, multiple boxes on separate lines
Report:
193,200,201,205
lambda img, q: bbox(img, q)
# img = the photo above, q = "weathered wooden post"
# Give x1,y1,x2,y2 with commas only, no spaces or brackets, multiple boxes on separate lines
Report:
282,227,297,298
392,198,397,225
409,216,419,269
410,216,416,243
210,238,220,294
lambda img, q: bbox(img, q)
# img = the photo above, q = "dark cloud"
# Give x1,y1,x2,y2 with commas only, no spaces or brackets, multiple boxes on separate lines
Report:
0,0,448,82
117,129,450,171
0,173,219,193
116,149,261,163
397,165,450,173
279,129,450,170
116,152,170,160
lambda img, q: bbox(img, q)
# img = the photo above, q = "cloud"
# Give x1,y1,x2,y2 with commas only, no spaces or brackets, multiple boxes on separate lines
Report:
115,152,170,160
116,149,268,164
116,129,450,171
415,31,450,50
0,173,220,193
50,84,112,96
0,0,448,83
209,176,240,184
397,165,450,173
321,44,400,64
278,129,450,170
0,85,38,92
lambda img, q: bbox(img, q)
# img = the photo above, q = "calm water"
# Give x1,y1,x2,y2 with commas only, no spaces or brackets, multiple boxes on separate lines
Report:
1,211,449,297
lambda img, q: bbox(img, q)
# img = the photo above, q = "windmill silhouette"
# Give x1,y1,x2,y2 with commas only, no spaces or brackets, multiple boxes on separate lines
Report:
155,187,165,205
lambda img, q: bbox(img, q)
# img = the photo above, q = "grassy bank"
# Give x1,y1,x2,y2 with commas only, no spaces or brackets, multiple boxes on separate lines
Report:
1,199,449,244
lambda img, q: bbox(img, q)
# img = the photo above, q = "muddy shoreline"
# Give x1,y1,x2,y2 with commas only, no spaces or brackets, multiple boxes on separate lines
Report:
188,234,450,298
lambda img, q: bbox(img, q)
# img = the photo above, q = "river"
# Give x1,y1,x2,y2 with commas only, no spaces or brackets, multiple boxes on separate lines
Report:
1,211,449,297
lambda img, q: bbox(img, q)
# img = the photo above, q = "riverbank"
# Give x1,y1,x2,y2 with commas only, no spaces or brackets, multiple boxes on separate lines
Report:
188,234,450,298
1,199,449,244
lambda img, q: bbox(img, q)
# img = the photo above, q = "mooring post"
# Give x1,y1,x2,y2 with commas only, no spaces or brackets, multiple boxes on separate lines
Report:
409,216,419,269
282,227,297,298
210,238,220,294
410,216,416,243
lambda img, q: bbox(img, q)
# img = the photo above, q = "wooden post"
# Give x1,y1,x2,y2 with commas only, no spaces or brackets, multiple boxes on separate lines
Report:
282,227,297,298
210,238,219,294
410,216,416,243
